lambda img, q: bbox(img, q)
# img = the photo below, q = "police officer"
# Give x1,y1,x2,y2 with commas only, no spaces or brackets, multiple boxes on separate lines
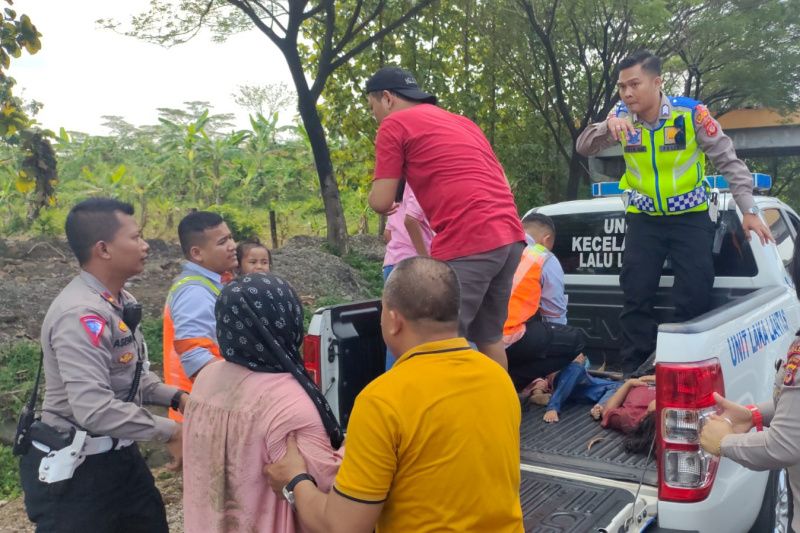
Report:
701,341,800,531
19,198,186,532
576,50,773,375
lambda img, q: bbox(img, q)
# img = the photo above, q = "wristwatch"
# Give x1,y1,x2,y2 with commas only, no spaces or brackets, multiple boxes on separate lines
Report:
746,206,762,216
282,473,317,511
170,390,188,411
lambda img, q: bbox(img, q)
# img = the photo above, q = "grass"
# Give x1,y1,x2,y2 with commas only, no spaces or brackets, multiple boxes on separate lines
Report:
342,250,384,299
0,342,40,421
0,444,20,500
140,317,164,372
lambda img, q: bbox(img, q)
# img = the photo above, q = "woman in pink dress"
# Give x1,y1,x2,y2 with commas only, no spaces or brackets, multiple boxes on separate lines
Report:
182,273,344,532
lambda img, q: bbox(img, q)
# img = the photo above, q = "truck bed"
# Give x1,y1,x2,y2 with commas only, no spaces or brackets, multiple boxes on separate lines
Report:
520,469,635,532
520,401,657,486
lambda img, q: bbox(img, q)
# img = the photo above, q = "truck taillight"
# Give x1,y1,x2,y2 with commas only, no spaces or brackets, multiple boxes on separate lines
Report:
302,334,322,387
656,358,724,502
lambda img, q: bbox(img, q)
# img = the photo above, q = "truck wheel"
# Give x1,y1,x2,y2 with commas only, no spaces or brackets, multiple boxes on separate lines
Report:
749,469,790,533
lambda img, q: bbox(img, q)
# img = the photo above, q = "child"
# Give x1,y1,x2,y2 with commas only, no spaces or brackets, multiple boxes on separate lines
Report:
237,238,271,275
599,376,657,453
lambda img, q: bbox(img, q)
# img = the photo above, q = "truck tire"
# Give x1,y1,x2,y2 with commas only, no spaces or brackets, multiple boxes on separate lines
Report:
749,469,790,533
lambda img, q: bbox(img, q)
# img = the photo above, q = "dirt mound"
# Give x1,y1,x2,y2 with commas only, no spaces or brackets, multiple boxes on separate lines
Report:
0,235,384,343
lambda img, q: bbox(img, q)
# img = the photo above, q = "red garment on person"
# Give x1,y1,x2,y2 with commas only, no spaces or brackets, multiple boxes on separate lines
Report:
601,385,656,434
374,104,524,261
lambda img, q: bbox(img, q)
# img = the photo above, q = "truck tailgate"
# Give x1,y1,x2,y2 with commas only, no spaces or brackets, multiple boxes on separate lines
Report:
521,469,636,532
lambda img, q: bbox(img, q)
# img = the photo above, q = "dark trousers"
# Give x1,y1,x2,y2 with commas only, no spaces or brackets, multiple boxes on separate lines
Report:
507,318,586,390
19,444,168,533
619,212,715,374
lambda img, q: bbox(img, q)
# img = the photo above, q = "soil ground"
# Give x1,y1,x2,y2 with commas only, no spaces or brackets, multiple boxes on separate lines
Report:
0,234,384,532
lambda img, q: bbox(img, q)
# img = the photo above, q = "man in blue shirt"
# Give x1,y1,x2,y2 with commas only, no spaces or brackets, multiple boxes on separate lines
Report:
504,214,586,391
163,211,237,419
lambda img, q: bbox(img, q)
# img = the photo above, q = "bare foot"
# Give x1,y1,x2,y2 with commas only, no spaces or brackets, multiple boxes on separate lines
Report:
529,391,552,406
544,410,559,423
590,404,603,420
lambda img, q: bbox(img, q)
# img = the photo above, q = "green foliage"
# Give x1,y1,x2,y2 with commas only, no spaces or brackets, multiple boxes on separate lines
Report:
207,204,263,243
141,317,164,371
0,444,21,500
0,341,39,420
342,251,384,299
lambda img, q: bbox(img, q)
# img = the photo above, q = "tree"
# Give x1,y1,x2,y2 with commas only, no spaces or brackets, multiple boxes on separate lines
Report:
105,0,436,254
669,0,800,114
234,82,295,119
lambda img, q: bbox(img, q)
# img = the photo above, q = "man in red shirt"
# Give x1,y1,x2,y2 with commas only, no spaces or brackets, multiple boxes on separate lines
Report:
365,67,525,369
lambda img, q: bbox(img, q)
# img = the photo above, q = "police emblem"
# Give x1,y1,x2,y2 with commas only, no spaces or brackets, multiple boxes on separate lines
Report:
627,128,642,145
80,315,106,347
118,321,129,333
119,352,134,364
784,352,800,386
694,105,710,125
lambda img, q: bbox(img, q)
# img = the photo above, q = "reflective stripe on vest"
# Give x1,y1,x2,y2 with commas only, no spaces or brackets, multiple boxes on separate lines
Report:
503,243,550,339
619,106,707,216
162,275,222,422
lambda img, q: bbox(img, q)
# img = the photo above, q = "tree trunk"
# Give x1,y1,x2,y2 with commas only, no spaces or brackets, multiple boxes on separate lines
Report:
269,209,279,249
565,148,588,200
378,214,387,236
289,70,349,254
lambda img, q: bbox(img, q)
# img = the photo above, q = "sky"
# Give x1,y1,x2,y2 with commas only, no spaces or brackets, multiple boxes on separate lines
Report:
8,1,294,135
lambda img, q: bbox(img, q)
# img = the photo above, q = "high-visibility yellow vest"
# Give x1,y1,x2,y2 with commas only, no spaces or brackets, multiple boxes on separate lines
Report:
618,96,708,216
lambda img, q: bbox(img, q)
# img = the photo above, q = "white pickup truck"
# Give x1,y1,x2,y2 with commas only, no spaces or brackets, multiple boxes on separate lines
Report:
303,175,800,532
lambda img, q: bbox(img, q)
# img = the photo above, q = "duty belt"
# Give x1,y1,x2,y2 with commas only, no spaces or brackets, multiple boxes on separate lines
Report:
625,186,708,214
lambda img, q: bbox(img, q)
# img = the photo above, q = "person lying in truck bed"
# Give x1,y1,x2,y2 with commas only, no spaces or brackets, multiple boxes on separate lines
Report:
532,366,657,453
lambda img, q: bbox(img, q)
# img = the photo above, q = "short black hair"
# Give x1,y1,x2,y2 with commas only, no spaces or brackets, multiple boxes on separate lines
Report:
236,238,271,266
65,198,135,265
618,50,662,76
178,211,225,257
367,89,418,103
522,212,556,235
384,257,460,327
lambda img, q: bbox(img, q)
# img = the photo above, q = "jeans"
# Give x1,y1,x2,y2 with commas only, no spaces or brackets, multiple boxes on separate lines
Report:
383,265,395,371
546,362,622,413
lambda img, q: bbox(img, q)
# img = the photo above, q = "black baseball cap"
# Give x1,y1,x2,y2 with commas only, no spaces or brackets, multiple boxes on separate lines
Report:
365,67,437,105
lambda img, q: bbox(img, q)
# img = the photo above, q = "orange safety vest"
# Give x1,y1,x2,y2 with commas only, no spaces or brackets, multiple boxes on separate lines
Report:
163,275,222,421
503,243,550,339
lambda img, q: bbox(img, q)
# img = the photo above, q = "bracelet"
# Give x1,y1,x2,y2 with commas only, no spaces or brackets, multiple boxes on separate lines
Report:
745,404,763,432
170,390,188,411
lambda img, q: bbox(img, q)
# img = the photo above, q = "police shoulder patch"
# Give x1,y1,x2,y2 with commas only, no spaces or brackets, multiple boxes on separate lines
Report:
784,352,800,386
80,315,106,347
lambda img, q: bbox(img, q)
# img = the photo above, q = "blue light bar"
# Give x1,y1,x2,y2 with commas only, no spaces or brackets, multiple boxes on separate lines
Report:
591,173,772,198
705,173,772,192
591,182,622,197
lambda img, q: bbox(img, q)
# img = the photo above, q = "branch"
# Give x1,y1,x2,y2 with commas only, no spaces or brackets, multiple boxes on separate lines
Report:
227,0,285,45
517,0,576,137
332,0,367,55
329,0,435,71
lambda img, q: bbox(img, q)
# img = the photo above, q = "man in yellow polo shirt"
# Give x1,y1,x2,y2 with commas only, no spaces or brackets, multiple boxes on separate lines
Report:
265,256,524,533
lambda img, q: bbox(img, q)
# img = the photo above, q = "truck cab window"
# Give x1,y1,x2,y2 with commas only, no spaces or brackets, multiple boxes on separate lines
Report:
550,210,757,277
763,208,794,267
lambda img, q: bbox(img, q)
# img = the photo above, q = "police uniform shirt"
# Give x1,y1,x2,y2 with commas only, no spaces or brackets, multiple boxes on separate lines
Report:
721,339,800,533
575,93,756,213
40,271,178,442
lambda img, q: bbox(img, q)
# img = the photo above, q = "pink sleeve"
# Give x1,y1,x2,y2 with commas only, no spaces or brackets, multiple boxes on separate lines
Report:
374,118,405,180
262,387,344,492
403,186,426,221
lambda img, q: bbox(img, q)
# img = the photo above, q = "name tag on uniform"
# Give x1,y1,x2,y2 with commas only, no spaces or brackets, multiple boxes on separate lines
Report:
624,128,647,153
